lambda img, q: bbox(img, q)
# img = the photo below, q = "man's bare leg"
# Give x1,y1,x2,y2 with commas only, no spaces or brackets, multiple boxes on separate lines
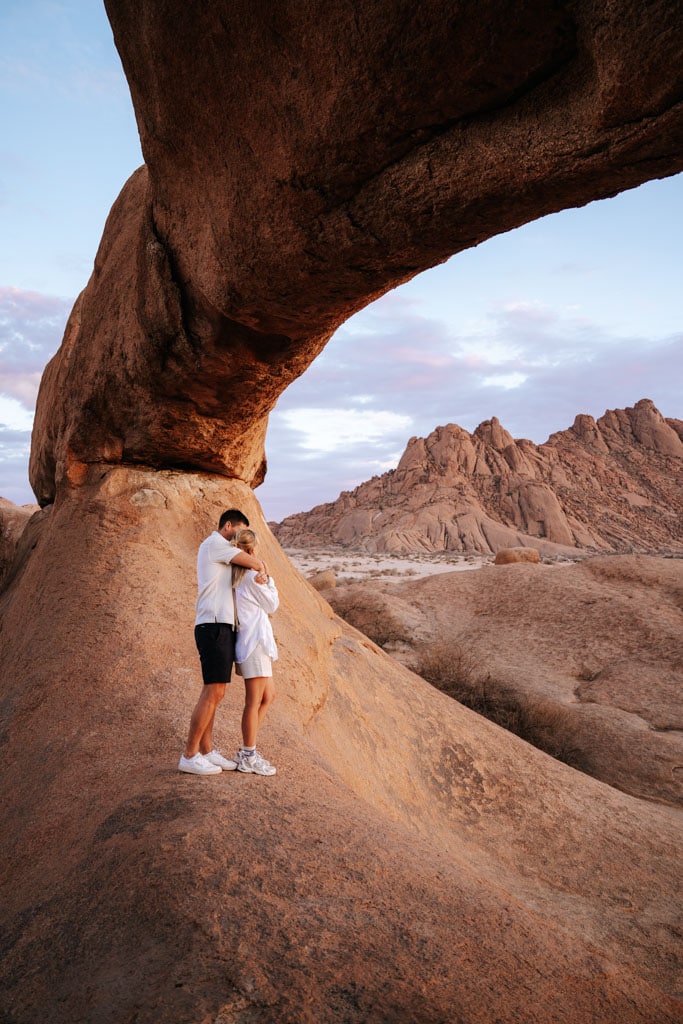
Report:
198,708,216,755
184,683,226,758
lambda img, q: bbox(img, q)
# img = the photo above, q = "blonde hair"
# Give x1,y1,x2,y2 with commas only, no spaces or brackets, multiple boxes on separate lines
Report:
231,528,258,588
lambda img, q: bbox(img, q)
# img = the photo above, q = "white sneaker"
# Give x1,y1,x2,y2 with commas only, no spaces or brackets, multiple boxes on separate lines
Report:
204,749,238,770
236,750,277,776
178,753,221,775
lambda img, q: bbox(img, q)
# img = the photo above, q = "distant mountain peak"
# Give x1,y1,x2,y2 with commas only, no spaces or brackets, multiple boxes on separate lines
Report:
274,400,683,554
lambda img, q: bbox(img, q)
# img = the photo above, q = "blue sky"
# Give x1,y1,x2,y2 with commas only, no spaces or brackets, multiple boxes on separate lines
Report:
1,1,681,520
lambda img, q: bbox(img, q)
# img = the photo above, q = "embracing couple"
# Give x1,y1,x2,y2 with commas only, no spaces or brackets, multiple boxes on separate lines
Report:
178,509,278,778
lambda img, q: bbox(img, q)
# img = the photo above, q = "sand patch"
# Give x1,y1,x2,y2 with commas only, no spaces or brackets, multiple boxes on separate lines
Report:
286,546,489,582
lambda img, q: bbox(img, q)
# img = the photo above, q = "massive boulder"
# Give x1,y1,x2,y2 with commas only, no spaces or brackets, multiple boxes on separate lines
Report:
274,400,683,553
1,472,682,1023
29,1,683,505
494,547,542,565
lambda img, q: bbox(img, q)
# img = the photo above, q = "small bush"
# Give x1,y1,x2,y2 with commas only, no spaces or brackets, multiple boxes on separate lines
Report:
415,641,591,773
416,642,481,698
329,589,407,648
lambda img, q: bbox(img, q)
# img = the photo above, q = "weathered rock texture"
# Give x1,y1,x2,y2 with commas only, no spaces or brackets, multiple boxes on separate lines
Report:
29,1,683,505
4,1,683,1021
325,554,683,807
274,400,683,553
1,472,682,1023
0,498,39,589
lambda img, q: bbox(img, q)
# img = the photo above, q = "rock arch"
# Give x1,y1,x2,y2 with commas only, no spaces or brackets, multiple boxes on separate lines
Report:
30,0,683,504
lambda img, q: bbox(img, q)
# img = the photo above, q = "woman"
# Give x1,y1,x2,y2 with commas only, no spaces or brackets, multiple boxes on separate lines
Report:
231,528,278,776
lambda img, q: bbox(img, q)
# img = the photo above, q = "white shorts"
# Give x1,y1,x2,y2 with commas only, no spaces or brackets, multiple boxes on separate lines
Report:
236,642,273,679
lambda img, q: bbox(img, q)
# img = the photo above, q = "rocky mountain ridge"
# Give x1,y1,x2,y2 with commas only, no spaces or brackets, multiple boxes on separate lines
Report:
274,399,683,553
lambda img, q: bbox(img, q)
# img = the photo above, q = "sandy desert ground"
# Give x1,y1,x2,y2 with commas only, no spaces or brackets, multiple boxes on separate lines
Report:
285,545,581,582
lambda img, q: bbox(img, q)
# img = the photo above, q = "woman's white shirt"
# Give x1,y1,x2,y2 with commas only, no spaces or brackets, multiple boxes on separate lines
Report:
234,571,279,664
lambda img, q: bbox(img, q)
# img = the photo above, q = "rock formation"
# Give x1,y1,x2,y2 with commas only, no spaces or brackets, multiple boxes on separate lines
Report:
274,400,683,554
3,1,683,1021
0,498,39,589
306,567,337,591
29,1,683,505
2,474,682,1024
494,546,542,565
324,554,683,806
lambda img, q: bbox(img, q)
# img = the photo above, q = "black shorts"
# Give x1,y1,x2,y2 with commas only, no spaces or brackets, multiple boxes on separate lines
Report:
194,623,235,684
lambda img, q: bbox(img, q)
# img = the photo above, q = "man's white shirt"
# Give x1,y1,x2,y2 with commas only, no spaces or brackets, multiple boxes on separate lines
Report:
195,531,241,625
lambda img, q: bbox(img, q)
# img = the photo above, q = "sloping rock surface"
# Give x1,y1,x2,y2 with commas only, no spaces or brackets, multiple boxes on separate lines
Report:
274,399,683,553
1,471,681,1023
0,498,39,588
325,554,683,806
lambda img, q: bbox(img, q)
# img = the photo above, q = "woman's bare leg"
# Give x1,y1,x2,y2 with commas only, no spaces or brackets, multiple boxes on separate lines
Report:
241,677,267,748
257,677,276,728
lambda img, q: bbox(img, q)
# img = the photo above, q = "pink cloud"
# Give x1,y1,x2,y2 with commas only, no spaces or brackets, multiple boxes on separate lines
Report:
0,286,71,409
393,346,453,368
0,285,71,318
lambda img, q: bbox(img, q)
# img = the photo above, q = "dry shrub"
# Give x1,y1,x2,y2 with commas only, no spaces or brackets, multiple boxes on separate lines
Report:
328,588,406,648
416,641,590,773
519,700,590,770
416,642,480,697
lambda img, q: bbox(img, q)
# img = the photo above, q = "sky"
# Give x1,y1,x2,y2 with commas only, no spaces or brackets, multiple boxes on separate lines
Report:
1,1,681,522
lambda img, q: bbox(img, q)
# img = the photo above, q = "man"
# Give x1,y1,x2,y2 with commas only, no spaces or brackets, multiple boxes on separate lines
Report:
178,509,268,775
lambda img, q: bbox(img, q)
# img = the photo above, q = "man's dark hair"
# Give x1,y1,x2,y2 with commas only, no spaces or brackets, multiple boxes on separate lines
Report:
218,509,249,530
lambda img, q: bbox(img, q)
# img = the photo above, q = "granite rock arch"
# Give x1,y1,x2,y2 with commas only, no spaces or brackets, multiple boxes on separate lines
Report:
29,0,683,503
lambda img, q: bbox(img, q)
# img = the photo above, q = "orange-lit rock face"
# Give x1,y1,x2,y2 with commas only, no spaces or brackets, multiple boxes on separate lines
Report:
2,468,682,1023
30,1,683,507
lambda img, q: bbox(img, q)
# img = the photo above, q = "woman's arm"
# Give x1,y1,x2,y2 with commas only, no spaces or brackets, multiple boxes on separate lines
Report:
243,574,279,614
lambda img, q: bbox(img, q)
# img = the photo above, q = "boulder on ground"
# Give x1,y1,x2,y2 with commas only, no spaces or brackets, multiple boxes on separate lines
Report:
306,568,336,591
494,547,541,565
